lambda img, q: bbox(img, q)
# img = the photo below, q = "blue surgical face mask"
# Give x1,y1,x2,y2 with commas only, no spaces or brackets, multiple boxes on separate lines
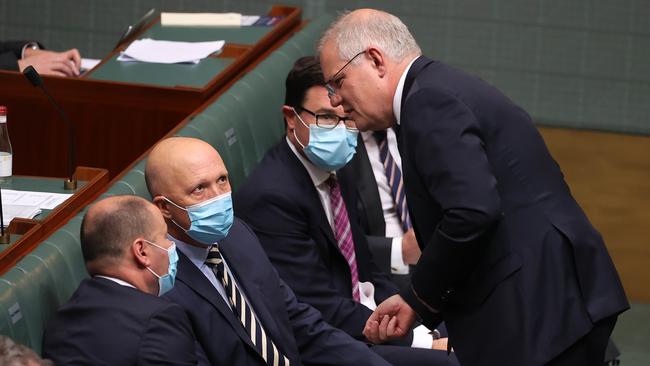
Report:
145,240,178,296
293,110,358,171
164,193,234,245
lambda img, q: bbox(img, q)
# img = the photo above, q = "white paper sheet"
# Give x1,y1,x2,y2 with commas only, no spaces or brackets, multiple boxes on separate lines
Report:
2,204,41,226
1,189,72,210
80,58,101,71
161,12,242,27
117,38,225,64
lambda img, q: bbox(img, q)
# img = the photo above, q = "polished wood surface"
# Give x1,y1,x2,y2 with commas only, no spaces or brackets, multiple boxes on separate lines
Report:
539,126,650,302
0,5,301,179
0,166,109,275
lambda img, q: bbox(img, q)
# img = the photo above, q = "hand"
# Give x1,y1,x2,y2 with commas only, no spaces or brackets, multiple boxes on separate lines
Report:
401,229,421,265
363,294,417,344
18,48,81,77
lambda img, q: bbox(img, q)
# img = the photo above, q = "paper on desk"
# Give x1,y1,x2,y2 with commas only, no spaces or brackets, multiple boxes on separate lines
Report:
80,58,101,71
117,38,225,64
1,189,72,210
161,12,242,27
2,204,41,226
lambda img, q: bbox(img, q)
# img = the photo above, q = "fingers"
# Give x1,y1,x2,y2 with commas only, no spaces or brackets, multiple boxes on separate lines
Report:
377,314,390,341
363,319,380,343
65,48,82,69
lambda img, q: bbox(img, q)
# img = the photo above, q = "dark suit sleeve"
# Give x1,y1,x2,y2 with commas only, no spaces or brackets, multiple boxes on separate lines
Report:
239,190,376,341
365,235,392,278
400,87,502,314
0,41,27,71
137,302,198,365
279,277,392,366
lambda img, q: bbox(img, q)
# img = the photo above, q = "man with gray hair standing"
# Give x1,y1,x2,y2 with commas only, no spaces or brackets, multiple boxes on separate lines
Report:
318,8,628,366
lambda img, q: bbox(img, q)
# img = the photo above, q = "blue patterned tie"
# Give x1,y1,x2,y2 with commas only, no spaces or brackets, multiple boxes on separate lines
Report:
206,245,289,366
373,130,412,232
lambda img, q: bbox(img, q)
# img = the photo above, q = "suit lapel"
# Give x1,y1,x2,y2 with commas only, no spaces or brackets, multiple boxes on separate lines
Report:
401,55,434,107
346,137,385,236
280,141,338,247
218,232,289,356
175,251,256,350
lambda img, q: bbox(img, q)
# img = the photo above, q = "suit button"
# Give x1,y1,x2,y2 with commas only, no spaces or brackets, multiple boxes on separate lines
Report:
441,288,454,302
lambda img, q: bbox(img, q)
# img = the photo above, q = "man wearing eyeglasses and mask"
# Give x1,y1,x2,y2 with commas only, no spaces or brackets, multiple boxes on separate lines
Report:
42,195,197,365
145,136,394,366
235,56,457,366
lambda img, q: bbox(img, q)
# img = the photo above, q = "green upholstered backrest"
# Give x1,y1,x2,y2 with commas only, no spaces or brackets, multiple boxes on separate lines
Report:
0,15,332,353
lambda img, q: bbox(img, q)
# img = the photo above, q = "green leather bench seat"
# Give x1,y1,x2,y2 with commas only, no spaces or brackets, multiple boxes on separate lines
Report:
0,15,332,353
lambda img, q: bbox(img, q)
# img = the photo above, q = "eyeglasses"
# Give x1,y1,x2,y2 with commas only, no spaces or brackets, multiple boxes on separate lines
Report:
297,106,357,130
325,50,366,98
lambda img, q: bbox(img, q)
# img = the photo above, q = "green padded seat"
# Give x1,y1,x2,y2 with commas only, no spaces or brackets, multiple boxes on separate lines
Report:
1,264,58,355
0,281,30,349
43,219,89,286
207,94,258,177
27,244,78,305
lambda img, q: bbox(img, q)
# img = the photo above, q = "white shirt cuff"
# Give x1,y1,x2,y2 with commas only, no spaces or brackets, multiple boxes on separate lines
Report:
359,281,377,310
390,237,410,274
411,324,434,349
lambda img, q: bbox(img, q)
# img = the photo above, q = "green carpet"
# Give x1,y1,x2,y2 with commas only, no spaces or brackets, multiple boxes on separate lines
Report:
611,303,650,365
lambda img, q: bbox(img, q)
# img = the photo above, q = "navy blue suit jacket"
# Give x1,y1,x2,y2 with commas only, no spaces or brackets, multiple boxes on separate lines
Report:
0,40,41,70
42,277,197,365
164,218,392,366
235,141,409,345
397,56,629,365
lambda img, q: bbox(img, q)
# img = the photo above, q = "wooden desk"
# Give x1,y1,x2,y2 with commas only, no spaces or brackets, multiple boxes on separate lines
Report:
0,167,109,274
0,5,301,179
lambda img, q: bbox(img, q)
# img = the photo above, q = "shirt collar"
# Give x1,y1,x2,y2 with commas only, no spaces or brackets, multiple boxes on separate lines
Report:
285,137,331,187
168,233,211,268
392,56,419,125
94,275,136,288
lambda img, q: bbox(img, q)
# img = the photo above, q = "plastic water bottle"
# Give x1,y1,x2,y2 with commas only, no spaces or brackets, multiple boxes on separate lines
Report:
0,106,13,182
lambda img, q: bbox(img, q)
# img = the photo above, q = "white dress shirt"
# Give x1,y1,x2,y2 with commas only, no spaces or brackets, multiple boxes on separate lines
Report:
361,130,409,274
94,275,136,288
393,56,420,125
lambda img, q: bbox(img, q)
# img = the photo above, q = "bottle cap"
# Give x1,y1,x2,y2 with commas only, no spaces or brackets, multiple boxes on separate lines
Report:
0,106,6,115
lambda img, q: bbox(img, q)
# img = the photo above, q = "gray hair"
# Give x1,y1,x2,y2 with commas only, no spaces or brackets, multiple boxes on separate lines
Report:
318,9,421,63
0,336,54,366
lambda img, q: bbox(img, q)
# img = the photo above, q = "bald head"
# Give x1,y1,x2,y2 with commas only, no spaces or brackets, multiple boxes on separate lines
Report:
81,195,160,274
318,9,420,63
145,137,227,198
145,137,231,245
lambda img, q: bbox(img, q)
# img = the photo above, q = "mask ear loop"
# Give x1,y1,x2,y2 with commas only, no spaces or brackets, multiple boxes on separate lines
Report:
161,196,191,232
292,108,309,149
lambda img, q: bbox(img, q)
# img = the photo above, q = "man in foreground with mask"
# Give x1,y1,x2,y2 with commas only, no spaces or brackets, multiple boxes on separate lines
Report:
234,57,456,366
42,195,197,365
145,136,394,366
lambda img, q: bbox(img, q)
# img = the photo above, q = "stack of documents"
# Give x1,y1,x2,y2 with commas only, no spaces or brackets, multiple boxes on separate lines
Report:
1,189,72,226
160,12,280,27
118,38,225,64
162,12,242,26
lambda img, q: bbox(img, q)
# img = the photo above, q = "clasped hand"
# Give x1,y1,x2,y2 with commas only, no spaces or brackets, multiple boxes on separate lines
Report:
363,294,417,344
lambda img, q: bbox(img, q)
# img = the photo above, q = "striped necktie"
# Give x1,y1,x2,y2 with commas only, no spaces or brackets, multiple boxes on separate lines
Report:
326,175,361,302
205,245,289,366
373,130,412,232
